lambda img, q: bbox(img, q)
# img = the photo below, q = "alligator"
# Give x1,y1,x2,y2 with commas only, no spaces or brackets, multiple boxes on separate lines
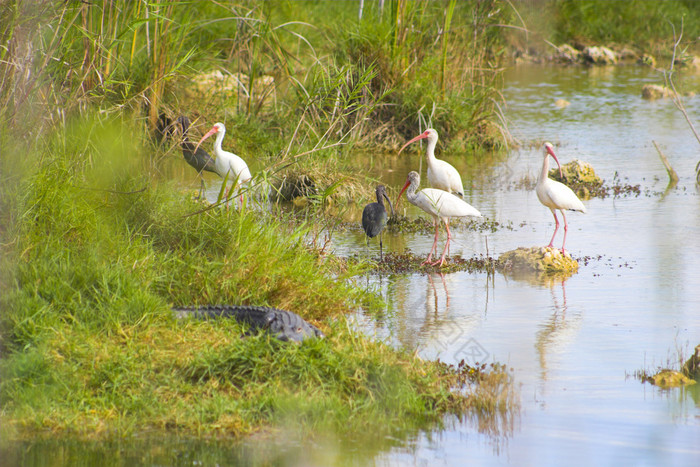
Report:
172,305,324,343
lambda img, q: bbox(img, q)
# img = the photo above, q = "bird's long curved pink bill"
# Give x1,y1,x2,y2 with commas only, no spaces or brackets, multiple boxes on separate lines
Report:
398,131,429,155
396,178,412,210
546,144,564,179
194,126,219,154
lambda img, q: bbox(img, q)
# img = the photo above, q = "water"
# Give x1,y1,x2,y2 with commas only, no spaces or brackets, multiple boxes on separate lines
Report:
340,64,700,466
4,64,700,466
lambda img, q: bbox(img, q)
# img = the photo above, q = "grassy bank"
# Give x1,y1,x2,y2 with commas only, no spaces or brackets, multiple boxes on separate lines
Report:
0,114,516,439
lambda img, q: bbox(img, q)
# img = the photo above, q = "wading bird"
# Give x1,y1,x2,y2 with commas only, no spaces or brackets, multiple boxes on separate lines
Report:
399,129,464,197
536,142,586,255
397,171,481,267
362,185,394,260
177,116,217,199
195,122,252,206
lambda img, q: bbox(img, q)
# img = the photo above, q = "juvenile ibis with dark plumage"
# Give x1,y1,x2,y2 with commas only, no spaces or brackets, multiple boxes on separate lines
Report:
177,116,217,199
362,185,394,260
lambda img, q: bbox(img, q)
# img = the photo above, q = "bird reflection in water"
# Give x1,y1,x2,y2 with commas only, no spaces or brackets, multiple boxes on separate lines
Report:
427,272,450,314
535,277,582,383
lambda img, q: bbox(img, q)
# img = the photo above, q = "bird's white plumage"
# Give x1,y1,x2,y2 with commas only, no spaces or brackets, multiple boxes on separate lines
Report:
536,179,586,213
536,142,586,253
398,171,481,266
536,143,586,213
401,129,464,196
410,187,481,221
207,123,252,185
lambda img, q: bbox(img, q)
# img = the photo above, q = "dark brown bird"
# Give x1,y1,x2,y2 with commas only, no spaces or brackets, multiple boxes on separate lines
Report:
177,116,217,199
362,185,394,260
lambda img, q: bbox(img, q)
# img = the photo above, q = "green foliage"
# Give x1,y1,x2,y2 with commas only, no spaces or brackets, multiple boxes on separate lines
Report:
516,0,700,56
554,0,697,44
1,0,513,158
333,0,512,149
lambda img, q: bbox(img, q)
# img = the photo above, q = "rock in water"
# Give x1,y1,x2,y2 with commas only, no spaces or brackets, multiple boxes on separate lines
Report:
651,370,696,388
641,84,673,100
497,247,579,274
548,159,602,199
582,46,618,65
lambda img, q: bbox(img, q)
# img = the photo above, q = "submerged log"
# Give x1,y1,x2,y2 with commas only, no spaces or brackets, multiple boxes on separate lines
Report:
497,247,578,275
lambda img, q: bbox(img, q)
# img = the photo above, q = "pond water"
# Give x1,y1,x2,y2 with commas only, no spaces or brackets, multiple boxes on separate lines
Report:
333,63,700,466
4,64,700,466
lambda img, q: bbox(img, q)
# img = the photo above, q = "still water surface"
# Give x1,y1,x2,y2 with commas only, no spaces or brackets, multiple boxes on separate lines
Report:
339,63,700,466
4,64,700,466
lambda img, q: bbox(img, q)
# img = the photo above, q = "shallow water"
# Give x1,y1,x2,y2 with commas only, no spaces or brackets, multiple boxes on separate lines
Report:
5,64,700,466
339,64,700,465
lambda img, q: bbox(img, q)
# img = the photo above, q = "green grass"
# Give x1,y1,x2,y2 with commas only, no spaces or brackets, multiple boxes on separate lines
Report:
0,115,517,440
510,0,700,57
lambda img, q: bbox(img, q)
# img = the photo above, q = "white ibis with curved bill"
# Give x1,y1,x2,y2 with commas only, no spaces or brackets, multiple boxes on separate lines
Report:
177,116,217,199
362,185,395,260
397,171,481,267
195,122,252,205
399,129,464,197
536,142,586,255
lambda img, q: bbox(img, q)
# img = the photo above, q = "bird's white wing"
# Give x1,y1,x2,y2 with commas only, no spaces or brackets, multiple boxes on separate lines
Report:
420,188,481,218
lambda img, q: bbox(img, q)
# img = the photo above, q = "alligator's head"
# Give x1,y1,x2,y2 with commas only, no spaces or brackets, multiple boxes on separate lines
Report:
270,318,325,343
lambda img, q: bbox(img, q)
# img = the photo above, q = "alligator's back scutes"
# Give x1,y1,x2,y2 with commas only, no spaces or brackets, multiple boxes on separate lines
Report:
172,305,324,343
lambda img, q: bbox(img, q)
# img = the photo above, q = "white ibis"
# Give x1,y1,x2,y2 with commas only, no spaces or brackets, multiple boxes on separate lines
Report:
195,122,252,205
536,142,586,255
399,129,464,197
397,171,481,267
177,116,217,199
362,185,395,260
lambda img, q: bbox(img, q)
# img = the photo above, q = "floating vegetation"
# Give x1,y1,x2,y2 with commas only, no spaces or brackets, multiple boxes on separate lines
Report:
510,174,640,199
387,215,513,234
353,250,498,274
606,181,642,198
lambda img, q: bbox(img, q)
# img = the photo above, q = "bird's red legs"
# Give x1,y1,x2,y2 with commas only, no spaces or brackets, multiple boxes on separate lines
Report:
433,218,452,267
422,220,440,265
547,209,560,248
224,186,231,209
560,210,569,256
446,219,451,256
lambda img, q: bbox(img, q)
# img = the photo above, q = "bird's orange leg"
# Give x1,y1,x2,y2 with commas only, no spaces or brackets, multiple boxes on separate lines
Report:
434,219,451,267
547,209,560,248
224,186,232,209
560,210,569,256
422,220,440,265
